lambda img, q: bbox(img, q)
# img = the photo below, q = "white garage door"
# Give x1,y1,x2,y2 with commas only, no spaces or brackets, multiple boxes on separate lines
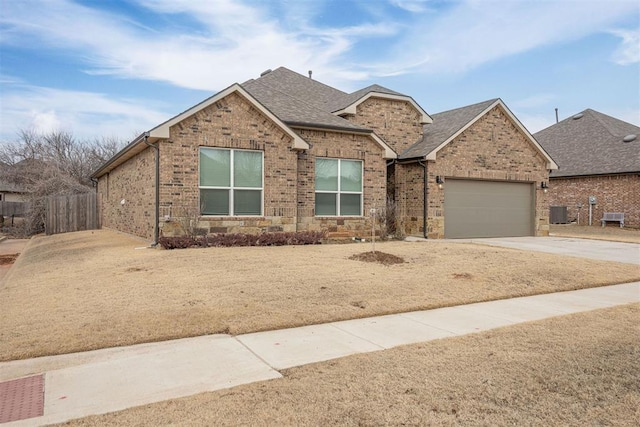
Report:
444,179,534,238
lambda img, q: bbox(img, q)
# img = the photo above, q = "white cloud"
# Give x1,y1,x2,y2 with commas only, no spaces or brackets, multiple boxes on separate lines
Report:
0,84,169,142
381,0,640,76
389,0,432,13
0,0,394,91
609,28,640,65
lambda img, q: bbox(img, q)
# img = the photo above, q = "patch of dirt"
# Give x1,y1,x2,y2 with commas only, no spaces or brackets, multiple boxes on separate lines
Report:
452,273,473,279
349,251,405,265
0,254,18,266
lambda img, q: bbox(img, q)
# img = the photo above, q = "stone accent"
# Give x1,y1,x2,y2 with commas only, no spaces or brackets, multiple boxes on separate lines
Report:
97,147,156,240
548,174,639,227
345,97,424,154
394,106,550,238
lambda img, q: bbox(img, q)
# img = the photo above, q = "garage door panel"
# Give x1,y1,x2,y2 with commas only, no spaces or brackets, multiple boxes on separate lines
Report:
444,180,534,238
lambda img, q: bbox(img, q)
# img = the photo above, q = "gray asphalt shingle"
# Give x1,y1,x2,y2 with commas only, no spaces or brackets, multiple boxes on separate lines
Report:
242,68,370,132
534,109,640,177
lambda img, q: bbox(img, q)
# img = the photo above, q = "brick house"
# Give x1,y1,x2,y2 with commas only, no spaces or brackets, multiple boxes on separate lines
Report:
535,109,640,228
92,67,556,241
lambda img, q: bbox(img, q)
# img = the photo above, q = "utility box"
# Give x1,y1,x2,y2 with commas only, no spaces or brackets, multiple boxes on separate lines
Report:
550,206,568,224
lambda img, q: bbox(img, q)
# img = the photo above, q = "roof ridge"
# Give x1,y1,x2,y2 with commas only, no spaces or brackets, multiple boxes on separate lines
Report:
585,108,639,137
272,66,349,96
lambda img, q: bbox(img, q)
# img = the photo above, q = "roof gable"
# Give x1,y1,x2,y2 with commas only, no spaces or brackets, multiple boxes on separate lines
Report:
92,84,310,178
400,99,558,170
331,87,432,124
534,109,640,177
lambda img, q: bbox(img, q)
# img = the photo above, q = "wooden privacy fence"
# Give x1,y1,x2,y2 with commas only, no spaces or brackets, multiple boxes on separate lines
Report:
45,193,101,235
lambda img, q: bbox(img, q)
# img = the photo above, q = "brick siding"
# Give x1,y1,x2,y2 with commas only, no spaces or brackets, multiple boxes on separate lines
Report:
344,97,424,154
395,106,550,238
98,91,389,240
97,147,156,240
294,128,386,238
548,174,639,227
158,91,299,236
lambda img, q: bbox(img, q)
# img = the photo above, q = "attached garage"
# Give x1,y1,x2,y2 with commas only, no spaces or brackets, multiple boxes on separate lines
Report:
444,179,534,238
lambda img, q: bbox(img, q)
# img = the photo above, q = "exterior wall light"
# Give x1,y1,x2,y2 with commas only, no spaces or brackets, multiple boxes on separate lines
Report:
436,176,444,189
541,182,549,193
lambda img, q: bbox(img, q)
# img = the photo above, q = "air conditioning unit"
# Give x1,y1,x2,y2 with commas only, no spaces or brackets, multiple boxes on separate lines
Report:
550,206,568,224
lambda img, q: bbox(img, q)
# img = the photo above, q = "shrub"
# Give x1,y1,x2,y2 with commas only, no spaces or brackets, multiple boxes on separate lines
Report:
158,230,326,250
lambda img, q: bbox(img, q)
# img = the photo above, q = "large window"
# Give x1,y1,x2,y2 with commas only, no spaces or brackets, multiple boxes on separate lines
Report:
315,158,363,216
199,148,263,216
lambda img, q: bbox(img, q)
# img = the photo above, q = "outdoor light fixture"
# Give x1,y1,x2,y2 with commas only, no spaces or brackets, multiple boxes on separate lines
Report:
541,182,549,193
436,176,444,189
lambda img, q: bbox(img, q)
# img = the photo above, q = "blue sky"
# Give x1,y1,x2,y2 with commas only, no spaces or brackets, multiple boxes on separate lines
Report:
1,0,638,144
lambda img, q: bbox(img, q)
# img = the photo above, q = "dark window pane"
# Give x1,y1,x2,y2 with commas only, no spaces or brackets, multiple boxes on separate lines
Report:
340,193,361,216
315,193,337,216
234,190,262,216
201,189,229,215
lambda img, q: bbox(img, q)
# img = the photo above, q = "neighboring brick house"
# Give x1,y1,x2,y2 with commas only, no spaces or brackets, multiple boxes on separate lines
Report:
92,67,556,241
535,109,640,228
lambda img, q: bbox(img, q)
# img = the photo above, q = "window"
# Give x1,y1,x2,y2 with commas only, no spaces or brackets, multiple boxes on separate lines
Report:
315,158,362,216
199,148,263,216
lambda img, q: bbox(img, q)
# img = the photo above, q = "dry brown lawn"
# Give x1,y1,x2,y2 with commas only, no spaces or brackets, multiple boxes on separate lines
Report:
60,304,640,427
550,224,640,243
1,229,639,361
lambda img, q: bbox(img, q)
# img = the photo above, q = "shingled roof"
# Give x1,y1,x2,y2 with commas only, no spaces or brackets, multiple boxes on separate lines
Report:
242,67,430,130
534,109,640,177
242,73,369,133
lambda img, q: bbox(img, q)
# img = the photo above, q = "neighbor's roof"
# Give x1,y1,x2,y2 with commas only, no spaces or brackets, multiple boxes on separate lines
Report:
534,109,640,177
0,179,25,193
400,98,558,170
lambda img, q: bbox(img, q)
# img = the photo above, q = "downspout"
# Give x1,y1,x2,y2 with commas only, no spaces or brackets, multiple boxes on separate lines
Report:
418,160,428,239
143,132,160,246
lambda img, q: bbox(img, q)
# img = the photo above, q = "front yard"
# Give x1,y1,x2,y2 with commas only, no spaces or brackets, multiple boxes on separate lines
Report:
1,229,639,361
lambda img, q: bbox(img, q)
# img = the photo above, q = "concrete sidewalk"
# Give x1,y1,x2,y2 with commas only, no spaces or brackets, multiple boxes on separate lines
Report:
1,282,639,426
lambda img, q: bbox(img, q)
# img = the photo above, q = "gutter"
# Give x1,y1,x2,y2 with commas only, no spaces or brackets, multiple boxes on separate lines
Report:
418,160,428,239
143,132,160,246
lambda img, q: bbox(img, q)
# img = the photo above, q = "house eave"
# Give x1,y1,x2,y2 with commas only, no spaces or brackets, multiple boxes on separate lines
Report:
550,170,640,179
288,124,397,159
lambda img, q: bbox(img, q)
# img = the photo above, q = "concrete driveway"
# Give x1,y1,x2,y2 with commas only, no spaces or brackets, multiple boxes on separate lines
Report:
466,236,640,265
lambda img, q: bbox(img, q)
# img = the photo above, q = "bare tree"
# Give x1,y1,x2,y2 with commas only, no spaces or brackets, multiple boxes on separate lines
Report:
0,129,125,235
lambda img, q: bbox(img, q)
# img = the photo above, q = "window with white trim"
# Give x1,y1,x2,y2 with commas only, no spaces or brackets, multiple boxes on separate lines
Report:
199,147,263,216
315,158,363,216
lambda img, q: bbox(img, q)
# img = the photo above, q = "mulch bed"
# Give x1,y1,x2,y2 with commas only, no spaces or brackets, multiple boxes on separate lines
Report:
0,254,18,265
349,251,405,266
